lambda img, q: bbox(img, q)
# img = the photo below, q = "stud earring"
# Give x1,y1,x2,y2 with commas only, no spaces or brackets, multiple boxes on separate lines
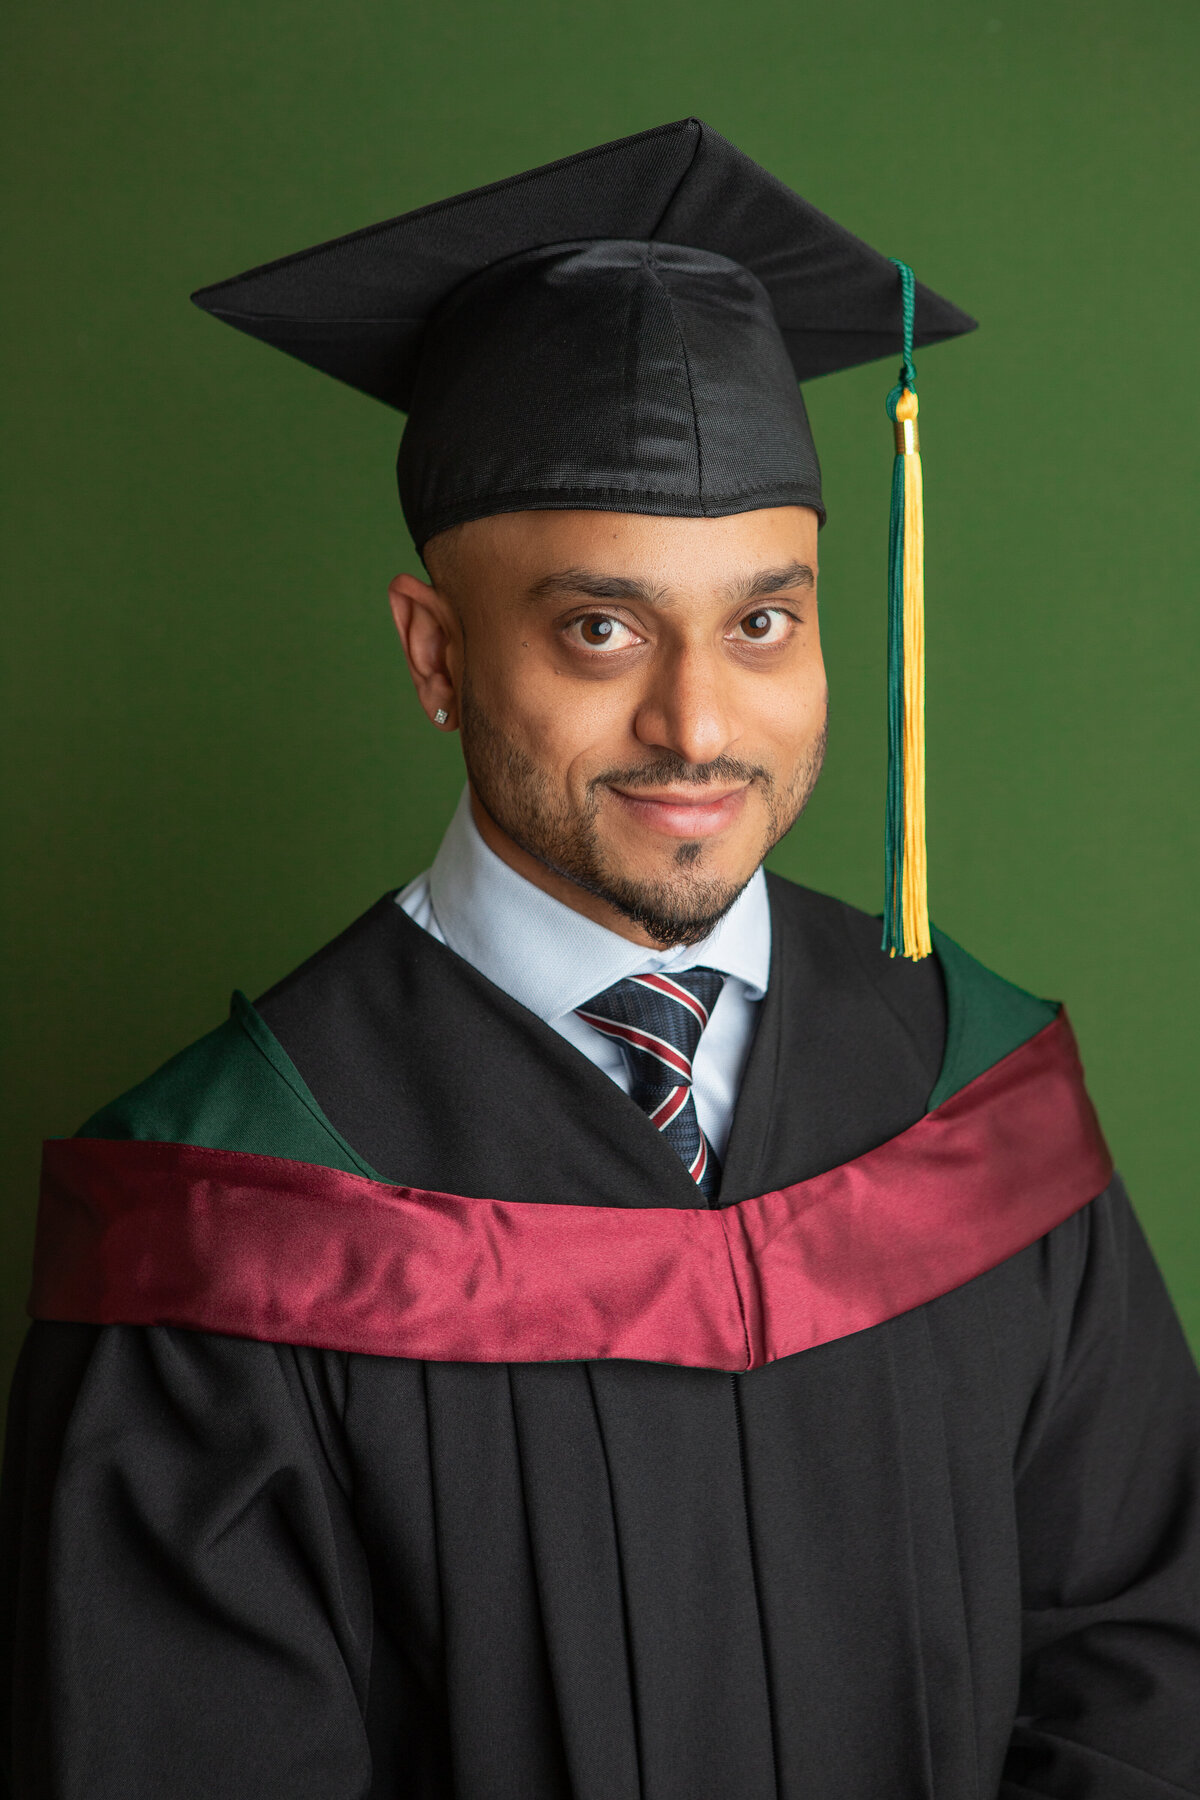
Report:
433,708,449,726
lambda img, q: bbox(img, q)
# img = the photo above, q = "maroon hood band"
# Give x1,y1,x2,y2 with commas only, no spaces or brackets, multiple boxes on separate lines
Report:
31,1012,1111,1370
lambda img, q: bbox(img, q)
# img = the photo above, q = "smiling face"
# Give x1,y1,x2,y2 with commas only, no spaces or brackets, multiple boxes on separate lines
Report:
389,505,828,947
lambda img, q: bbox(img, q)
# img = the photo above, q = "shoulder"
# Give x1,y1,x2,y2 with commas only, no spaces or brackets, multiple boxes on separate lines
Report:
927,926,1057,1104
764,872,1056,1104
73,914,401,1175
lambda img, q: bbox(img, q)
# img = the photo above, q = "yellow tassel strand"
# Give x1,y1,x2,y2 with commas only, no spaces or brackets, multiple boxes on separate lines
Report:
895,388,930,959
882,258,931,962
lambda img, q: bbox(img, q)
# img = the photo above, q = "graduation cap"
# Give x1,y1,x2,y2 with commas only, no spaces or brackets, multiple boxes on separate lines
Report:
192,119,977,959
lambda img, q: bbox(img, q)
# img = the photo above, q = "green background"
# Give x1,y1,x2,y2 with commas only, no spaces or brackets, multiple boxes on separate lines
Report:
2,0,1197,1397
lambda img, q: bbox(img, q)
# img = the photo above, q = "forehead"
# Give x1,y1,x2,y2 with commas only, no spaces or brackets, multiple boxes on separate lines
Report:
442,506,820,599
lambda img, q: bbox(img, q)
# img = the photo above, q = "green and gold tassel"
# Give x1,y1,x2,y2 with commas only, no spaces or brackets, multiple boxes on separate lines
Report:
882,259,931,960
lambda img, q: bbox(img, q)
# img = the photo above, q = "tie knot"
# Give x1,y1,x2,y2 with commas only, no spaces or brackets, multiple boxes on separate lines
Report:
576,967,726,1090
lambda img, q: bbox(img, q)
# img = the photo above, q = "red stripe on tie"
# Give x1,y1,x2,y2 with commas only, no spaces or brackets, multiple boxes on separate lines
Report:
690,1137,708,1184
574,1011,692,1080
649,1085,690,1129
634,973,709,1027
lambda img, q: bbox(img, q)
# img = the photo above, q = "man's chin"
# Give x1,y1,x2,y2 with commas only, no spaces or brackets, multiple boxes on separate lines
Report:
564,854,753,949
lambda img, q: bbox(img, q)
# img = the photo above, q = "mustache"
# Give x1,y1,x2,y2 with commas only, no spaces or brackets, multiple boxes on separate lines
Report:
591,754,772,793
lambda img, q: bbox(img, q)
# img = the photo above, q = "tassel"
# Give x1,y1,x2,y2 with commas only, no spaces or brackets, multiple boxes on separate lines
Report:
882,260,931,960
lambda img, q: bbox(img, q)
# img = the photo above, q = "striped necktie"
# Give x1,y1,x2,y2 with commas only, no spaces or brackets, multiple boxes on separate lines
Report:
576,967,727,1200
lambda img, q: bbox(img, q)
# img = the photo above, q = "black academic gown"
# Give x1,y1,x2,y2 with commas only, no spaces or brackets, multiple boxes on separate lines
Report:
3,876,1199,1799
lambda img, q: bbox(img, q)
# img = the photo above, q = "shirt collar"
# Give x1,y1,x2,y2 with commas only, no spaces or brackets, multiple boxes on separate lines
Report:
427,787,772,1024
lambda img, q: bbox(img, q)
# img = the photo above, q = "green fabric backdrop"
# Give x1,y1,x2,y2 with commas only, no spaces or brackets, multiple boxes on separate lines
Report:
3,0,1198,1397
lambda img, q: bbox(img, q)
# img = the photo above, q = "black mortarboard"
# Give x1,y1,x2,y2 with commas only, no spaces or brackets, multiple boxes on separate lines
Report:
191,118,975,553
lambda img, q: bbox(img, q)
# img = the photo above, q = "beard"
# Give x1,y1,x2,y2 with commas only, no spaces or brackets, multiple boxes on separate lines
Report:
458,675,828,948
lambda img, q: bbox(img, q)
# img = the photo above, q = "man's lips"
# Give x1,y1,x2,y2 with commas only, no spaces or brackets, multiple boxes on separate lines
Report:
604,782,752,839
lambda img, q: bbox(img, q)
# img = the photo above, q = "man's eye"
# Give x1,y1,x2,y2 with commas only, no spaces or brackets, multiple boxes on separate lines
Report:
568,614,640,650
732,608,790,644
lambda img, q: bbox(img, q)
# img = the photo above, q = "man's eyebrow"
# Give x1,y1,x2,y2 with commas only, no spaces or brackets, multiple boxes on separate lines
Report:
728,561,816,602
525,560,816,607
524,569,669,605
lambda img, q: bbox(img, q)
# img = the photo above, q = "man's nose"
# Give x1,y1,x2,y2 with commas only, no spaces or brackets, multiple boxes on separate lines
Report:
631,646,738,767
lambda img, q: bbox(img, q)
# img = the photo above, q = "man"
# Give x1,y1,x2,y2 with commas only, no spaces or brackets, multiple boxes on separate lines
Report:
3,119,1198,1799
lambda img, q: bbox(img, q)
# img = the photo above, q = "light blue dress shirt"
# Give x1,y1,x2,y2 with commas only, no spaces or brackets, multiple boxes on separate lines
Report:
397,789,771,1159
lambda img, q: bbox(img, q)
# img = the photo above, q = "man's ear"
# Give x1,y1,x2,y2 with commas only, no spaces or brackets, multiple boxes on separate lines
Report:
388,572,460,731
